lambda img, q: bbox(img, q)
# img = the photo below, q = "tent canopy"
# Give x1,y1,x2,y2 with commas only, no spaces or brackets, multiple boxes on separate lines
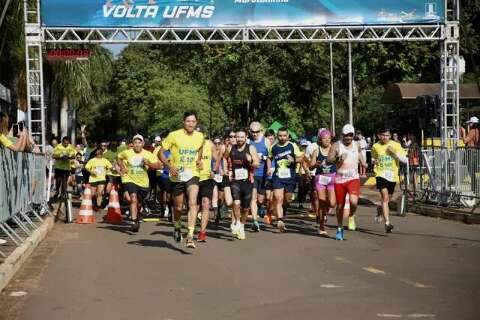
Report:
268,121,298,140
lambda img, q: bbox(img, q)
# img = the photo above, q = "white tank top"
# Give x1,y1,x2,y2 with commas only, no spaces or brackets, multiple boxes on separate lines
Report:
336,141,360,184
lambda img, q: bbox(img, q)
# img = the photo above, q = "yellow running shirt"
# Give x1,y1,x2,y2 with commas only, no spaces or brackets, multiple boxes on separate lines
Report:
0,134,13,148
85,157,112,183
199,140,213,182
53,144,76,171
162,129,204,182
118,149,158,188
372,141,406,183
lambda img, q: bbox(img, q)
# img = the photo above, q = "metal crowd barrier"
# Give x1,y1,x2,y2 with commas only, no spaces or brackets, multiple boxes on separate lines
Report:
0,148,49,258
403,146,479,210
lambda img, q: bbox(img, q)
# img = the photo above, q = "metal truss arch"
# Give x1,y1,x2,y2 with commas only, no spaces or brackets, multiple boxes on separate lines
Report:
43,25,444,44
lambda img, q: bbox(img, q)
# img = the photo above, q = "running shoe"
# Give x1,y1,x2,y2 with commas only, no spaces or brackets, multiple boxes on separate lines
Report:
231,223,239,236
264,214,272,225
318,229,329,237
375,206,383,223
277,220,287,233
130,221,140,233
348,216,357,231
258,206,266,218
385,223,394,233
198,231,207,242
174,227,182,243
251,220,260,232
237,226,246,240
185,235,196,248
335,227,344,241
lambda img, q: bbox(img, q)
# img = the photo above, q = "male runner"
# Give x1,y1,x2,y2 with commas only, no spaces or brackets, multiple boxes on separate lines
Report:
52,137,76,199
267,127,303,232
249,121,270,231
197,128,219,242
327,124,367,240
372,128,407,233
117,134,161,232
159,111,204,248
225,128,259,240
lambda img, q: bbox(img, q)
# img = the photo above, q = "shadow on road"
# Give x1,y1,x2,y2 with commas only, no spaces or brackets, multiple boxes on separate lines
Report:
127,239,192,254
97,225,135,235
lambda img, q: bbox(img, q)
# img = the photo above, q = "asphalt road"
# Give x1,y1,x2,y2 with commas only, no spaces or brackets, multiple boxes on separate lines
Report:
1,205,479,320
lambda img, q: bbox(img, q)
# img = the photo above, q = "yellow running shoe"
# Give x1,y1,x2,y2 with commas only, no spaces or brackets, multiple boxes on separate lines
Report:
348,216,356,231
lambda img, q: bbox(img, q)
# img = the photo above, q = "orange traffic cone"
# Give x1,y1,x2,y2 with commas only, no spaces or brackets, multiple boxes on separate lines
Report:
343,194,350,218
104,187,122,224
76,186,96,224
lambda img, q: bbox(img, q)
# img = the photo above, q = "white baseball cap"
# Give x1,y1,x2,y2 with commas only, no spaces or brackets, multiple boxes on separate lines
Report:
133,134,144,142
342,124,355,135
466,116,479,124
154,136,161,142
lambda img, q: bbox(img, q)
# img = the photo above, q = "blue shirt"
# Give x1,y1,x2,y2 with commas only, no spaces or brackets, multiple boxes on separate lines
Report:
251,137,268,177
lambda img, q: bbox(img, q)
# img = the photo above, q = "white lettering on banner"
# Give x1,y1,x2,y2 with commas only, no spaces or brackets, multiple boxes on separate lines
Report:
104,5,158,18
164,6,215,19
103,5,214,19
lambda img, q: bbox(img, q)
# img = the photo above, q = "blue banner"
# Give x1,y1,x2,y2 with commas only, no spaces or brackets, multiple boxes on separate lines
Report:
41,0,445,28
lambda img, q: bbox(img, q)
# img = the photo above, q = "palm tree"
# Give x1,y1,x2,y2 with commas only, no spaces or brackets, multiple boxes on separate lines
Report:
45,45,113,141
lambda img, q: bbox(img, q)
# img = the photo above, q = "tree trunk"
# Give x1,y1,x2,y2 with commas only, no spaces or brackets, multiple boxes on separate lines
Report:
68,105,76,144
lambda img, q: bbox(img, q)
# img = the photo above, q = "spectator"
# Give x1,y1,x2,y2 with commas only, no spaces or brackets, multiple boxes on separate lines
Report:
460,116,479,194
0,112,28,152
392,132,400,143
355,130,368,177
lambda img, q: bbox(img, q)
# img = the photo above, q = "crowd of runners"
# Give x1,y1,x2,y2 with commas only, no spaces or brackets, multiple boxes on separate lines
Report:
47,111,408,248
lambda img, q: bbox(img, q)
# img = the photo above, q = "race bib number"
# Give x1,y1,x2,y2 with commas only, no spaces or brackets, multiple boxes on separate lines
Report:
234,168,248,180
130,155,144,167
278,168,292,179
318,175,332,185
179,169,193,182
341,169,356,179
95,167,105,176
383,170,394,182
214,174,223,183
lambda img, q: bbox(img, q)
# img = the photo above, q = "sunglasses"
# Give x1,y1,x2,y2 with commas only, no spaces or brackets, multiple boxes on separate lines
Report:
229,135,235,138
250,130,260,134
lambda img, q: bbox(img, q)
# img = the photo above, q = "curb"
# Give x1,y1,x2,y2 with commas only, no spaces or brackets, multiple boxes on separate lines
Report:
389,201,480,224
0,215,55,292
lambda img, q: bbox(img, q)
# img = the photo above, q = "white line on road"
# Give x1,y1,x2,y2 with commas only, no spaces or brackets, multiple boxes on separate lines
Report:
377,314,403,318
407,314,435,318
363,267,387,275
320,284,343,288
334,256,352,263
399,279,434,288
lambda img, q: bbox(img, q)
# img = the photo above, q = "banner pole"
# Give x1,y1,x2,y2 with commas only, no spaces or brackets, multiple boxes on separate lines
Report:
348,42,353,126
330,43,335,136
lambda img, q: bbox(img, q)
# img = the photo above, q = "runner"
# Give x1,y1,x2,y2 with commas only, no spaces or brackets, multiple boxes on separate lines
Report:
104,141,121,195
371,128,407,233
263,129,276,225
302,136,320,221
117,134,161,232
212,136,226,226
327,124,367,240
197,128,219,242
249,121,271,231
310,129,336,236
267,127,303,232
153,135,172,219
158,111,205,249
225,128,259,240
52,137,76,199
85,147,113,210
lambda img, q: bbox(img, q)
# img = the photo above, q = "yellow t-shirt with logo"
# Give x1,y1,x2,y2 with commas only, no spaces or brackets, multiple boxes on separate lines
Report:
372,141,406,183
0,134,13,148
118,149,158,188
162,129,204,182
53,144,76,170
199,140,213,182
85,157,112,184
